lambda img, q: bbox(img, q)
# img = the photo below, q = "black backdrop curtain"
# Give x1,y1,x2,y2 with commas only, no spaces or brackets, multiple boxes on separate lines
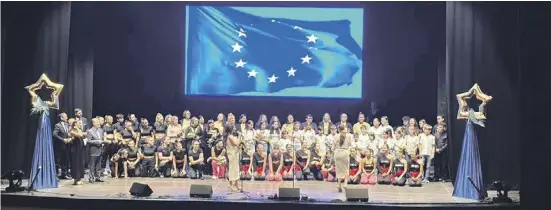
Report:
1,2,94,174
446,2,521,188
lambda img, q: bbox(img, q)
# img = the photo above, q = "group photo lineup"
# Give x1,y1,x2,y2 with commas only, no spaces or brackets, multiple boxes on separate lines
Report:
2,1,529,210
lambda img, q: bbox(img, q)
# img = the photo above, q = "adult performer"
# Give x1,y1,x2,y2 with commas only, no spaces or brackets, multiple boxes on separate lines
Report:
225,124,241,192
333,125,354,192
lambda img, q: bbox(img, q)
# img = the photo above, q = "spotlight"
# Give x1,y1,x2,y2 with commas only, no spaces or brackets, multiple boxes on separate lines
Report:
491,181,512,203
3,170,26,193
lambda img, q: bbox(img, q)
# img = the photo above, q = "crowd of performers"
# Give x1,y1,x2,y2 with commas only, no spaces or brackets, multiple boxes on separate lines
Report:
52,109,449,192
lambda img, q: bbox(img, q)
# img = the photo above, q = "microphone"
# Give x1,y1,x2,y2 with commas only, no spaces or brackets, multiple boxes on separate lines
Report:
28,165,43,192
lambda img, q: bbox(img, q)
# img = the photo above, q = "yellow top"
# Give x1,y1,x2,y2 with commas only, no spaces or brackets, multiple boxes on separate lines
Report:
353,122,370,135
281,123,294,135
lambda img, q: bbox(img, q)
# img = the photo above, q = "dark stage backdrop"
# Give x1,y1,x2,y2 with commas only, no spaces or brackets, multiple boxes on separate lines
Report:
1,2,95,173
92,1,442,126
446,2,521,188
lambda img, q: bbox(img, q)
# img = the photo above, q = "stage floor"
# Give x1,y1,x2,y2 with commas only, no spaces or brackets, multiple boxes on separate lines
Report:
1,177,519,204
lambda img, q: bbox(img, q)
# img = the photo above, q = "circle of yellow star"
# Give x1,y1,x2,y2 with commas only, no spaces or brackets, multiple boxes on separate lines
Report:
25,73,64,109
456,83,492,120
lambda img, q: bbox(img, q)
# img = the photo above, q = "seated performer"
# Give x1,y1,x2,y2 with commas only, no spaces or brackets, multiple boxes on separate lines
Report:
282,144,298,181
377,144,393,185
321,150,336,182
408,154,424,187
360,148,377,185
295,142,311,180
240,146,253,180
124,140,142,177
140,138,157,177
210,140,226,179
268,145,283,181
253,144,268,180
156,139,173,177
309,143,324,180
110,151,124,179
188,140,205,179
172,142,187,178
348,148,361,184
392,150,408,186
138,118,154,147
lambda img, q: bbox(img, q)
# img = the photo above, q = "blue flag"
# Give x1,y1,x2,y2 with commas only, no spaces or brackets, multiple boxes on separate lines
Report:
185,6,363,98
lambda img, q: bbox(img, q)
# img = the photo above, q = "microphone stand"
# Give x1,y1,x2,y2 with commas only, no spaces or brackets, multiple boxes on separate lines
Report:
27,166,42,192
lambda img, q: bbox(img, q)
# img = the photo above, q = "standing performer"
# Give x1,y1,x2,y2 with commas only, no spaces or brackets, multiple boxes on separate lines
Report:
225,124,242,192
86,118,105,183
138,119,154,147
333,125,354,192
53,113,71,179
153,113,167,147
68,119,85,185
433,124,449,182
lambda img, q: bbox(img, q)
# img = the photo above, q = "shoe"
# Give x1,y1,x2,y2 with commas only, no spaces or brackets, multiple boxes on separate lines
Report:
212,176,218,180
89,178,95,184
103,171,109,176
95,178,104,182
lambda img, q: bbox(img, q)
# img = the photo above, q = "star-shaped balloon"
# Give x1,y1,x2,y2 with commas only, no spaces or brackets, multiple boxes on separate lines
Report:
25,73,64,110
456,83,492,120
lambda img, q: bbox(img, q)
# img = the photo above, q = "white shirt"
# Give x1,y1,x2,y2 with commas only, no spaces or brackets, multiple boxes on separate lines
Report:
356,134,370,150
316,135,327,153
394,137,407,153
382,125,394,136
302,130,316,147
367,138,379,155
405,135,420,155
371,126,385,140
277,138,292,150
378,138,395,154
419,134,436,157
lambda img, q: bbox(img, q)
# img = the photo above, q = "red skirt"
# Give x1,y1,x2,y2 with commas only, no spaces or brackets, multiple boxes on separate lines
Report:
284,165,301,173
256,166,264,174
380,167,390,174
349,168,359,176
394,170,403,177
241,165,250,174
410,171,420,178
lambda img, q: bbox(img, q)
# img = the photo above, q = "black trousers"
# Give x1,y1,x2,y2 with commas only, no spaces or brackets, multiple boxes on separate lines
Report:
89,155,102,180
54,142,71,176
434,150,450,180
141,158,156,177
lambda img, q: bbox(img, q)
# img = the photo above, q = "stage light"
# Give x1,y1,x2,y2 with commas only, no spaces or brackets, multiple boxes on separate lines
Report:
3,170,26,193
491,181,512,203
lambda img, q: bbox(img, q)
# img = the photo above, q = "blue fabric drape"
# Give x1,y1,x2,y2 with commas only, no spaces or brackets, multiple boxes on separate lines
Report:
29,113,58,189
452,121,486,200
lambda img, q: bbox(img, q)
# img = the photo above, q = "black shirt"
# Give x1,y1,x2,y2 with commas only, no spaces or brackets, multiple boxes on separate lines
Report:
103,124,115,135
114,123,125,132
283,152,293,166
127,148,139,160
140,126,154,137
157,145,172,157
363,158,375,172
188,148,203,161
311,150,321,163
323,158,334,168
141,144,156,156
253,152,265,168
120,129,134,139
154,123,167,134
241,152,251,165
173,149,187,161
296,150,308,164
393,159,405,175
349,156,359,169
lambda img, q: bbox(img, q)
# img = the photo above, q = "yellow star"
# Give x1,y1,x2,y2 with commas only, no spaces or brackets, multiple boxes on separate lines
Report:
24,73,64,109
456,83,492,120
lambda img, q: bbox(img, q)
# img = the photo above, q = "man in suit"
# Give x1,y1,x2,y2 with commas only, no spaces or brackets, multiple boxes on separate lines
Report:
74,108,88,131
335,113,353,133
86,118,104,183
52,113,72,179
301,114,318,134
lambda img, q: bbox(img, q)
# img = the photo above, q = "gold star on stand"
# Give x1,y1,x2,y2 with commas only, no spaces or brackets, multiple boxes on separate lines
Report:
25,73,64,109
456,83,492,120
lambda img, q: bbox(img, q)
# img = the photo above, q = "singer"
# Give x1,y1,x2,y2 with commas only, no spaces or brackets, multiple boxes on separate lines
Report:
225,124,241,192
333,125,354,192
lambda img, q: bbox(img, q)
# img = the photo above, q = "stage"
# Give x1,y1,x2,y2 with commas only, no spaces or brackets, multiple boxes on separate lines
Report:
1,177,520,210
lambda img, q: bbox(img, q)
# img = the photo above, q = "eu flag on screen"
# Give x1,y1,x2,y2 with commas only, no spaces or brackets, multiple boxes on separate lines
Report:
185,6,363,97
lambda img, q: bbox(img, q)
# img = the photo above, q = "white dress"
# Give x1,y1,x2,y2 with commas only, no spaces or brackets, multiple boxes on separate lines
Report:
242,129,256,154
226,135,240,181
333,133,353,179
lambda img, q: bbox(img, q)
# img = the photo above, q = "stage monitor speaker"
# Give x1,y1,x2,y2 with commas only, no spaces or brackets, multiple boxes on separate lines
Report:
278,187,300,201
129,182,153,197
345,188,369,202
190,184,213,198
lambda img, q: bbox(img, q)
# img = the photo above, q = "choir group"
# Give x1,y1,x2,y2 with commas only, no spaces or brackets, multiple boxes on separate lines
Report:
52,109,450,191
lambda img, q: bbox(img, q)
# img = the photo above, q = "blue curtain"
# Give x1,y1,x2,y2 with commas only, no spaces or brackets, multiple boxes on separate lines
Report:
29,113,58,189
452,121,486,200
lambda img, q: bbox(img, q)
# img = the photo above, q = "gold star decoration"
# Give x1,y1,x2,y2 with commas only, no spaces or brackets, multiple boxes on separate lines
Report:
456,83,493,120
24,73,64,110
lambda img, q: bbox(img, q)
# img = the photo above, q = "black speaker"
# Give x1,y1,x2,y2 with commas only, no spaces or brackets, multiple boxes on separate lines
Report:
345,188,369,202
278,187,300,201
129,182,153,197
190,184,213,198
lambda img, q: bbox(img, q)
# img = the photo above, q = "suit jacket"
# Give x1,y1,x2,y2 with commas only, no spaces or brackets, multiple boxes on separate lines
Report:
300,122,318,133
318,121,334,135
76,117,89,131
86,127,104,156
53,121,70,143
335,122,353,133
